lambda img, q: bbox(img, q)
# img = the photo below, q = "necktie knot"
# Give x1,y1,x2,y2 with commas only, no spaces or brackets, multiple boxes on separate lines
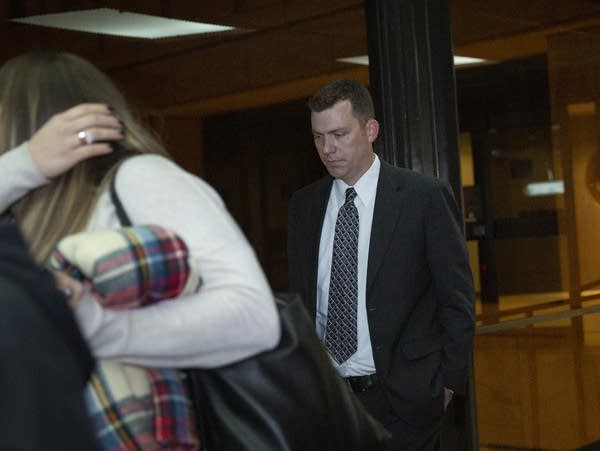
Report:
345,187,357,205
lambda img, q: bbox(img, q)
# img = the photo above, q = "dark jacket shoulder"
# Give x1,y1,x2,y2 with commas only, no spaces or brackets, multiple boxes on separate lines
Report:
290,174,332,203
379,160,453,196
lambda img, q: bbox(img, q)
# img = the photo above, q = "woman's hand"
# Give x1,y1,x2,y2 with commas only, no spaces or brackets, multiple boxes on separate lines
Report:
28,103,124,178
52,270,89,310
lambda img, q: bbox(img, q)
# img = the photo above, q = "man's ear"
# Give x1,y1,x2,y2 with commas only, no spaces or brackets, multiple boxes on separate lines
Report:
365,118,379,143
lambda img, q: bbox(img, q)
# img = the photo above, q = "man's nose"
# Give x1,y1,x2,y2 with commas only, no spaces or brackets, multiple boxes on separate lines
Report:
322,136,335,154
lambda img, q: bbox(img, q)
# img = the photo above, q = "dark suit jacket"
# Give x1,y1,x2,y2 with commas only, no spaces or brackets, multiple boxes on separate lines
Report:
288,160,475,427
0,221,101,451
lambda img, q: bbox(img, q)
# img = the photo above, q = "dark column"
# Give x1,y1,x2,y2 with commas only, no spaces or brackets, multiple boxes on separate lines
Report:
365,1,477,450
471,132,499,304
365,0,462,208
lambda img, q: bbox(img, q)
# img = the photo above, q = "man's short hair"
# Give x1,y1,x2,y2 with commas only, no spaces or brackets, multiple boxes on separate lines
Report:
307,79,375,124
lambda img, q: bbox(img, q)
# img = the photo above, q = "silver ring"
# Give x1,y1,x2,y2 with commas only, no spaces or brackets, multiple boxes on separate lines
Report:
77,130,93,145
61,287,74,298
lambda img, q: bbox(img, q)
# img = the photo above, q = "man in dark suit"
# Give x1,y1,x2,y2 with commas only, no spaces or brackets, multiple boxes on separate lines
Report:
287,79,475,450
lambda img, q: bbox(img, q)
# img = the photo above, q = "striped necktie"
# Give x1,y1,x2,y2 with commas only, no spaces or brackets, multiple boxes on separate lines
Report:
325,187,359,364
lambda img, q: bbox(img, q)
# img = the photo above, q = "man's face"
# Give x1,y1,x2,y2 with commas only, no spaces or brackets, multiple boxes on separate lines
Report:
311,99,378,186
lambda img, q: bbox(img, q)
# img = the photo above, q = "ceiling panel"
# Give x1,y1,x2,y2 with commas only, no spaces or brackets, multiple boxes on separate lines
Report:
2,0,600,115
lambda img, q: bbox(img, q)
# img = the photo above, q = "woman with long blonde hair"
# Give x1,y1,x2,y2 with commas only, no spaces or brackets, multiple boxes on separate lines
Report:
0,51,280,450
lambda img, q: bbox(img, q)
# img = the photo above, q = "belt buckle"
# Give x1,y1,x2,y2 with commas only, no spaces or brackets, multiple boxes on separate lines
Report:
347,374,377,393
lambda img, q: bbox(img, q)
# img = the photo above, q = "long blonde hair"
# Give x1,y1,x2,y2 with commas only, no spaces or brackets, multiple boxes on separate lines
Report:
0,52,168,263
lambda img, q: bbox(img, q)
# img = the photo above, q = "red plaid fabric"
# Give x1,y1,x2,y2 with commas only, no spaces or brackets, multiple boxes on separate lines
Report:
51,225,201,450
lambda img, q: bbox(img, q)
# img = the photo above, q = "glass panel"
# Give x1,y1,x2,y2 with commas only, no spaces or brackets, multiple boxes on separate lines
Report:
454,7,600,449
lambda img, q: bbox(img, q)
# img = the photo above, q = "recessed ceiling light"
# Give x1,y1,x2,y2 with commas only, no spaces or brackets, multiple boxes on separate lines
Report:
10,8,236,39
337,55,490,67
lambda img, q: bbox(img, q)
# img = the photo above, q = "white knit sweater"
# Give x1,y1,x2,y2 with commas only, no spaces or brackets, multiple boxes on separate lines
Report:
0,144,280,368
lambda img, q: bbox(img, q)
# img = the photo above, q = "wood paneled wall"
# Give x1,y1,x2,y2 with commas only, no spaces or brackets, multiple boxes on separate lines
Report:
201,99,325,291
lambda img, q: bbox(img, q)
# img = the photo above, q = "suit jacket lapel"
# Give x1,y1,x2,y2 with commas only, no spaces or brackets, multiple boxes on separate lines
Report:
306,177,333,318
367,162,404,296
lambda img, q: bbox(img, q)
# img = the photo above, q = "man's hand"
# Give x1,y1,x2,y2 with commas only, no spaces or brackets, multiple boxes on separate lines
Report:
444,387,454,410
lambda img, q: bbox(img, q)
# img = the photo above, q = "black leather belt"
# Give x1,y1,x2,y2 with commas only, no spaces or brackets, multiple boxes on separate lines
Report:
345,374,378,393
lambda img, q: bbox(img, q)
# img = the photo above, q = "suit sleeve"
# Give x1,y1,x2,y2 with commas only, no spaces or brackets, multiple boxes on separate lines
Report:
425,181,476,395
0,222,100,450
287,192,302,295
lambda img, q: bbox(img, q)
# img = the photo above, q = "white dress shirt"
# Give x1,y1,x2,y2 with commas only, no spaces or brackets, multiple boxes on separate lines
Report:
316,154,380,377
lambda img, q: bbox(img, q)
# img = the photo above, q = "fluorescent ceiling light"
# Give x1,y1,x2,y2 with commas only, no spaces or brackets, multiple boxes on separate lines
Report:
10,8,236,39
453,56,488,66
337,56,371,65
337,55,489,67
524,180,565,197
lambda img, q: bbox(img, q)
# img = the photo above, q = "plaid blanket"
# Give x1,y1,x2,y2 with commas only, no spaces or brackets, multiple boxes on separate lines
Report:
51,225,201,450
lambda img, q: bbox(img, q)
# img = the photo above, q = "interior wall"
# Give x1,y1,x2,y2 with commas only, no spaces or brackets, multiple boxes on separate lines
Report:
160,117,205,176
202,99,324,291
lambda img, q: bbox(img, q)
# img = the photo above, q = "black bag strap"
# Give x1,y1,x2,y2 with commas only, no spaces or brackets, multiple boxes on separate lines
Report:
109,172,212,449
110,175,132,227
